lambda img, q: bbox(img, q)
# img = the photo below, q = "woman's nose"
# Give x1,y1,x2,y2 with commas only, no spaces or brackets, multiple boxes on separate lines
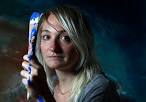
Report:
49,39,62,53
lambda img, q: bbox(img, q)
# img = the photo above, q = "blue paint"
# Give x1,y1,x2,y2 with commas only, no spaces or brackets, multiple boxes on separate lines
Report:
31,28,37,38
28,54,33,60
28,64,32,86
28,79,32,86
37,96,45,102
30,12,41,21
27,12,42,100
28,64,32,74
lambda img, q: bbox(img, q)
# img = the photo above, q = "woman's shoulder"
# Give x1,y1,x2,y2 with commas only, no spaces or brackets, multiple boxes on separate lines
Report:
84,73,110,94
78,73,120,102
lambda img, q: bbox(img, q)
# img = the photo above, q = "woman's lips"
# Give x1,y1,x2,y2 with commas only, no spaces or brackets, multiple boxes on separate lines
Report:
48,56,64,57
47,56,64,60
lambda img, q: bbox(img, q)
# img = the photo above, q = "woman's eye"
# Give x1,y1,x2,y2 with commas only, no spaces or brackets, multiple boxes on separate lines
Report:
42,35,50,40
61,35,71,43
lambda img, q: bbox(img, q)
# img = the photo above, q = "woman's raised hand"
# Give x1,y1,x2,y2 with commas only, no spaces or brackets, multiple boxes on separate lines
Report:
20,54,55,102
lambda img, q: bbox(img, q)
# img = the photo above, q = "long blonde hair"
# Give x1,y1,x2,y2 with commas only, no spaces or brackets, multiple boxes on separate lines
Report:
36,5,101,102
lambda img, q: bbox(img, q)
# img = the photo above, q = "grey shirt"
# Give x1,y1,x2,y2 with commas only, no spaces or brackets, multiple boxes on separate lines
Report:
78,74,120,102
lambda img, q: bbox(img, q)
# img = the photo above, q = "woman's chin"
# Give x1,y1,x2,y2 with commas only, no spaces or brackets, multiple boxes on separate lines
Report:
47,62,64,69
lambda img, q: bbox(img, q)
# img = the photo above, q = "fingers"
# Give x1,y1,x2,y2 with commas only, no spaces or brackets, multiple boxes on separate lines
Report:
21,54,40,86
22,61,38,75
20,70,32,79
21,54,44,98
22,78,29,87
22,61,31,71
21,70,32,90
23,54,29,61
23,54,40,69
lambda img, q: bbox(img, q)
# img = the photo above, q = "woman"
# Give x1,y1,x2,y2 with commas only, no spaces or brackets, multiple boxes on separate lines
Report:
21,5,120,102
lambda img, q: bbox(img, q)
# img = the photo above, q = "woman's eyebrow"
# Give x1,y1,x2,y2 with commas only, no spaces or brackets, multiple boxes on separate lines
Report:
58,30,66,33
41,29,66,34
41,29,50,33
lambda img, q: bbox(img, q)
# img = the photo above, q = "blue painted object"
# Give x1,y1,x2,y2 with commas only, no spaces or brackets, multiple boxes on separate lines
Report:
27,12,44,102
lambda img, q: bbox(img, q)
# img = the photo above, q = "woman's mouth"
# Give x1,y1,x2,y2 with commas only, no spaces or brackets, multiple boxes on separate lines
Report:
47,56,64,60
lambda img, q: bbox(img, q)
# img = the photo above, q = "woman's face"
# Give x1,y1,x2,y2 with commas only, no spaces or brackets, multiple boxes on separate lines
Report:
40,14,80,71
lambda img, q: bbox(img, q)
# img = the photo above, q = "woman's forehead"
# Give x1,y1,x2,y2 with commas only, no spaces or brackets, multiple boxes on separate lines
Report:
47,14,59,25
42,20,65,33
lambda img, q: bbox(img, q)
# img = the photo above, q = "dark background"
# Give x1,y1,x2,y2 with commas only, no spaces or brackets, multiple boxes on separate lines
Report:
0,0,145,102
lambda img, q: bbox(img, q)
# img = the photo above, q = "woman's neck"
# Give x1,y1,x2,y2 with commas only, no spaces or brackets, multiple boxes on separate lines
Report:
55,70,75,93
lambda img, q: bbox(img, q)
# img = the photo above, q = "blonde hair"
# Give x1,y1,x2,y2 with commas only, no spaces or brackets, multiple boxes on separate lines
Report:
36,5,101,102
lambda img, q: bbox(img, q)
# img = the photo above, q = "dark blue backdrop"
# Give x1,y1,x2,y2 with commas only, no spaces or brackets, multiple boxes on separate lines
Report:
0,0,145,102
